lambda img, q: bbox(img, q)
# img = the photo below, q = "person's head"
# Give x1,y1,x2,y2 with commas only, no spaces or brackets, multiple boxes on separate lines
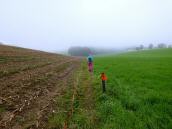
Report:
101,72,105,76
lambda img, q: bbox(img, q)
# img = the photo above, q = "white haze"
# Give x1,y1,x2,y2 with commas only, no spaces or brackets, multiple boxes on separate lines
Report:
0,0,172,51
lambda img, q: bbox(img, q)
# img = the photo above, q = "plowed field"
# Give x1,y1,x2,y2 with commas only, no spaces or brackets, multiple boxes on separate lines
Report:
0,45,81,129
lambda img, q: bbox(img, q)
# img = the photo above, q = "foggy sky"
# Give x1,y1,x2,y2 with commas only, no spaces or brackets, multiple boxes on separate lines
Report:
0,0,172,51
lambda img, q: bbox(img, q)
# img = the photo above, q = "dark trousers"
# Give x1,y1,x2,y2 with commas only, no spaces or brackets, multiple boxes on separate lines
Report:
102,80,106,92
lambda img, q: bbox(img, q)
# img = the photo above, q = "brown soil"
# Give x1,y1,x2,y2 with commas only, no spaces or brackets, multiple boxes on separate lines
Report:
0,45,82,129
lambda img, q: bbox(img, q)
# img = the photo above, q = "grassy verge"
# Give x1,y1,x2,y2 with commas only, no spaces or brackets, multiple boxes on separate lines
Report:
48,61,97,129
67,62,97,129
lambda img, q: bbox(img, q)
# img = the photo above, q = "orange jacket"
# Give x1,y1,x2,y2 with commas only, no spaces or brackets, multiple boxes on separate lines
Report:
101,73,107,81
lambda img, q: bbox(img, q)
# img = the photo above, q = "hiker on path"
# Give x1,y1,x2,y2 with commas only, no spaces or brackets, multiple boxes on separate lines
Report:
101,73,107,92
87,55,93,72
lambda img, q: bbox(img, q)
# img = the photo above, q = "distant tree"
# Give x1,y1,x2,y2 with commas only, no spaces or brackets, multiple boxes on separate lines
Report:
148,44,154,49
158,43,167,48
135,44,144,51
168,45,172,48
140,44,144,50
135,47,140,51
68,47,92,56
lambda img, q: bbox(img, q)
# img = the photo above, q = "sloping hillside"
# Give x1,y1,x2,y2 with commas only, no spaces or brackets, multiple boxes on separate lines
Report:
0,45,81,129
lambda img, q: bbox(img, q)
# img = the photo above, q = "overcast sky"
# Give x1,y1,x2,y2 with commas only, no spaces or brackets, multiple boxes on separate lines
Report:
0,0,172,51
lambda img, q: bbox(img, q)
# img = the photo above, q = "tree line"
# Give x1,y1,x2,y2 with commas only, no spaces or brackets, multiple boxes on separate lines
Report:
68,46,117,56
135,43,172,51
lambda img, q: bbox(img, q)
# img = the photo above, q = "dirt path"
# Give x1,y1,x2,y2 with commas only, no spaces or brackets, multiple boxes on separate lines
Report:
62,62,96,129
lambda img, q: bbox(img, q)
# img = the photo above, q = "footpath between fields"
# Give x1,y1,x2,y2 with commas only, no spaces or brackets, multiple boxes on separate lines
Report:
48,62,98,129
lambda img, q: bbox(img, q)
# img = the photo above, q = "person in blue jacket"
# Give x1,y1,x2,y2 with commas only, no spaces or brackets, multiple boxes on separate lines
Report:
87,55,93,72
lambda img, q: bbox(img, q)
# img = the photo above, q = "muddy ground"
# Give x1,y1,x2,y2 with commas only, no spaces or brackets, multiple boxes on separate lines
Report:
0,45,81,129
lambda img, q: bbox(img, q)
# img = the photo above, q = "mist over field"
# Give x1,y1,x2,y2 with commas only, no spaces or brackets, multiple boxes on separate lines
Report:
0,1,172,129
0,0,172,52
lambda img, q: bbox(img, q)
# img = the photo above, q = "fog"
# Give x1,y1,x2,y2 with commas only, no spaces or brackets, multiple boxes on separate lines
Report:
0,0,172,52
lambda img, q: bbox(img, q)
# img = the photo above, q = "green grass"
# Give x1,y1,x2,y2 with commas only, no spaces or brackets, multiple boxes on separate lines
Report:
93,48,172,129
67,62,97,129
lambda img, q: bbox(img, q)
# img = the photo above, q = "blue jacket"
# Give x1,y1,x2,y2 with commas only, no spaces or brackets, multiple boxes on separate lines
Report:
87,55,93,62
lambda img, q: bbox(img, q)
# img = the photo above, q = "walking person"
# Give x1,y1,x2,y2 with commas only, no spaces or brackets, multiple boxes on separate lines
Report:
101,73,107,93
87,54,93,72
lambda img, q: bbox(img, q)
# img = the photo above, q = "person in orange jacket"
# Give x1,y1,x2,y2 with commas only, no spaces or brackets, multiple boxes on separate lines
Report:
101,73,107,92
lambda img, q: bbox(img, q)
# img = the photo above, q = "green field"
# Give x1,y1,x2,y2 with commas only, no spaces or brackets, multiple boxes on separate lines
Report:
93,48,172,129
